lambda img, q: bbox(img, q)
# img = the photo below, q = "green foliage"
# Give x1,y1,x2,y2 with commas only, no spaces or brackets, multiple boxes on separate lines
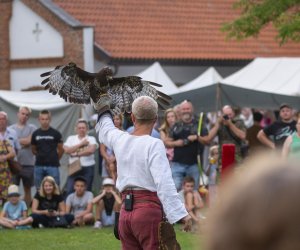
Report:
0,225,202,250
222,0,300,44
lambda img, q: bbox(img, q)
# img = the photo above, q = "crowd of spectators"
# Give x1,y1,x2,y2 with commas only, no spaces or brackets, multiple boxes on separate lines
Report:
0,100,298,231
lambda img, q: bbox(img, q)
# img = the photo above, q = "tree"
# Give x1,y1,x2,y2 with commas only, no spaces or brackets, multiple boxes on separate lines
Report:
222,0,300,44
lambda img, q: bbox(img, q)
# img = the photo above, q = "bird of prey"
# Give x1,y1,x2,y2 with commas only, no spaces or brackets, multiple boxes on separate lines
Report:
40,62,172,114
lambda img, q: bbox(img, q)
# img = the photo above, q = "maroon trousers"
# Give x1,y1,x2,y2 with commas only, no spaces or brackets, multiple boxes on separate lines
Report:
119,190,162,250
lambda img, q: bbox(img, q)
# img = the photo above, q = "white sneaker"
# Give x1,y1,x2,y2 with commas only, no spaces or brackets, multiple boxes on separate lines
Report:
93,221,102,229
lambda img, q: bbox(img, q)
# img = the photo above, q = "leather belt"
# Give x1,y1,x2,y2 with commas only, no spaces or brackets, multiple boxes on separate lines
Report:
123,186,148,191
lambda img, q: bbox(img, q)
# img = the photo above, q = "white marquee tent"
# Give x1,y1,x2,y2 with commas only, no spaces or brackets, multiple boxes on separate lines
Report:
171,58,300,113
138,62,179,95
222,57,300,96
179,67,223,92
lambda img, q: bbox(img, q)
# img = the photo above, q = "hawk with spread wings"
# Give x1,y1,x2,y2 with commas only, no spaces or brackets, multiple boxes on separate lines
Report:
41,63,172,114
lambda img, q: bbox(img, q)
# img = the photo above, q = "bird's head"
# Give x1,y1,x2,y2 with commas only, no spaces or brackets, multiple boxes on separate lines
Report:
68,62,77,68
99,67,113,81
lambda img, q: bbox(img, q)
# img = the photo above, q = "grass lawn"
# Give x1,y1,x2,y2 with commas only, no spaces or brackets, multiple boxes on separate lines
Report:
0,225,202,250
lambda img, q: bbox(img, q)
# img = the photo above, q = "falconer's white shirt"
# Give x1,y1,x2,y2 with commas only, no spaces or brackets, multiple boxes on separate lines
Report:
96,114,188,224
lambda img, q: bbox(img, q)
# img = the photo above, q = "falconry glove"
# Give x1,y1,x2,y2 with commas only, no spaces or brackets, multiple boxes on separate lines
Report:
93,94,112,115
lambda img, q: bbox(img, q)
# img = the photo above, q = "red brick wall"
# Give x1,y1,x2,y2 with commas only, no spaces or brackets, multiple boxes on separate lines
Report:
0,0,12,90
0,0,85,90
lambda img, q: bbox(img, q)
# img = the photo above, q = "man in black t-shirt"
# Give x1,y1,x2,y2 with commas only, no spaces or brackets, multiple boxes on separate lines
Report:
257,104,296,149
168,101,212,191
31,110,64,189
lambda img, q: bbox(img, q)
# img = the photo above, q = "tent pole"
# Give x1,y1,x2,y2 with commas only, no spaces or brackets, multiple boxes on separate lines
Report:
216,82,221,112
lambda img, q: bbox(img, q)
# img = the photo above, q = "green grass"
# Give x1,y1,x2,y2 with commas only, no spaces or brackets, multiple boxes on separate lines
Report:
0,225,202,250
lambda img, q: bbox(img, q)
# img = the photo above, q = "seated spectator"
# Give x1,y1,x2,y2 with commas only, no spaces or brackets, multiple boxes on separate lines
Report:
30,176,74,228
92,178,121,229
0,185,32,229
206,155,300,250
66,176,94,226
179,176,204,224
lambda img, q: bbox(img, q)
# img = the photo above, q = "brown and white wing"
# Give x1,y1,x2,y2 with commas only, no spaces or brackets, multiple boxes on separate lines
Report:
108,76,172,114
40,64,95,104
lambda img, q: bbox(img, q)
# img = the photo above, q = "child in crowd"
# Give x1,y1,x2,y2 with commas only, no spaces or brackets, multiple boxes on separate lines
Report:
179,176,204,226
0,185,32,229
205,145,219,207
29,176,74,228
92,178,121,229
66,176,94,226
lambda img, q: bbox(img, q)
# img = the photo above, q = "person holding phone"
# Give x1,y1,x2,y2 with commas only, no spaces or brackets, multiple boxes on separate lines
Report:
29,176,74,228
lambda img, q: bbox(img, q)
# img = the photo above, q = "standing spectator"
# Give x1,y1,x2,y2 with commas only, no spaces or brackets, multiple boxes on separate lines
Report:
159,108,177,162
240,107,253,128
30,176,74,228
0,184,32,229
211,105,247,162
173,104,182,121
0,111,21,153
167,100,213,191
282,116,300,160
31,110,63,189
92,178,121,229
9,106,37,207
246,111,264,154
95,96,192,249
66,176,94,226
0,139,15,205
205,145,219,207
257,104,296,150
100,115,123,182
64,119,98,194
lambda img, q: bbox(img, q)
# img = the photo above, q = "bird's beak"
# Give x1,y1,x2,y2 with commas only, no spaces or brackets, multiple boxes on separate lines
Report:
107,76,113,81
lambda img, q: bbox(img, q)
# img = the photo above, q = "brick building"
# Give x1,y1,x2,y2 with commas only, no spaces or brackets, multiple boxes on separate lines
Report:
1,0,300,90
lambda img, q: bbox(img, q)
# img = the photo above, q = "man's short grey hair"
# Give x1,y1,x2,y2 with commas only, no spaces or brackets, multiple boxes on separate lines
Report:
132,96,158,120
0,111,8,118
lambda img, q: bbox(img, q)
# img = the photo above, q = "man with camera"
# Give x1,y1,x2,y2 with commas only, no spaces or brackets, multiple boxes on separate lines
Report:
167,100,215,191
214,105,247,162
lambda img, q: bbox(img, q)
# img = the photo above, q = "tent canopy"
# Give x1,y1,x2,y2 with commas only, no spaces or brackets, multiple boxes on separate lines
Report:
171,57,300,113
222,57,300,96
138,62,179,95
179,67,223,92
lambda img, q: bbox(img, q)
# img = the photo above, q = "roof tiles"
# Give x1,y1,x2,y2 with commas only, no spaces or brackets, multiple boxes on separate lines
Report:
52,0,300,60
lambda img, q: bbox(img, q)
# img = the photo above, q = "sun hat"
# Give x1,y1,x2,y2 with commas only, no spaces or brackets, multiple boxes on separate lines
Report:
8,184,20,197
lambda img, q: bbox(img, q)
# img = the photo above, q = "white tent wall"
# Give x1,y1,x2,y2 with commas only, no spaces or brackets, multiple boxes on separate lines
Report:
0,90,102,193
171,83,300,114
137,62,179,95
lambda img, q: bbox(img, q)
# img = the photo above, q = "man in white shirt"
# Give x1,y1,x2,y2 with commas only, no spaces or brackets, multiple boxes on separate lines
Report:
95,96,191,249
64,119,98,194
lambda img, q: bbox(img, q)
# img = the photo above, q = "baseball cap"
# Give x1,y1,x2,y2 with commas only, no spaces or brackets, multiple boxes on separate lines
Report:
8,184,20,197
279,103,292,110
102,178,115,186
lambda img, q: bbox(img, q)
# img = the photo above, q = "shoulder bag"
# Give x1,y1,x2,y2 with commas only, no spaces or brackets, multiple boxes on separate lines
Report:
68,157,82,176
3,141,22,175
